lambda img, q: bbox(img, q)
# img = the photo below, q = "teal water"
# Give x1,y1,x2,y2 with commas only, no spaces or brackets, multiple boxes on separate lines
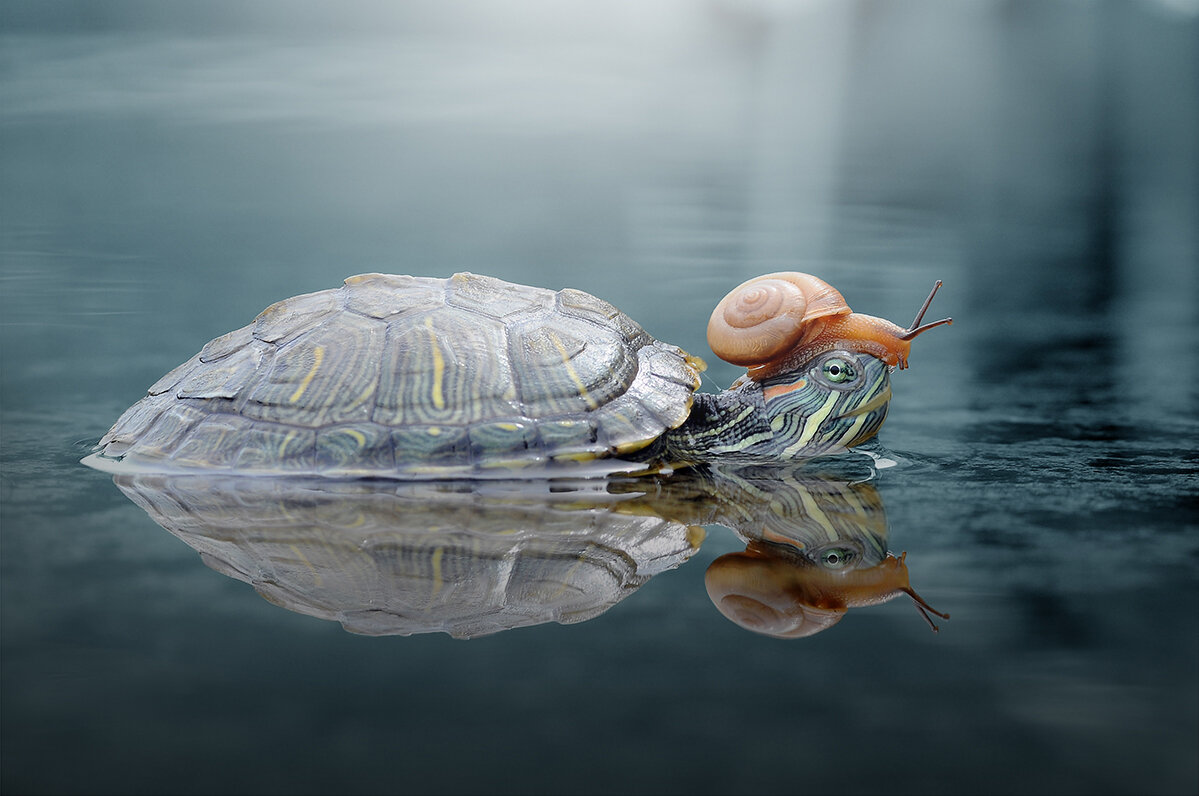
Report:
3,3,1197,794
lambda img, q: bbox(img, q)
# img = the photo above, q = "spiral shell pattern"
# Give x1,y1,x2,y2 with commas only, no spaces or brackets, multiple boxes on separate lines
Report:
706,272,851,367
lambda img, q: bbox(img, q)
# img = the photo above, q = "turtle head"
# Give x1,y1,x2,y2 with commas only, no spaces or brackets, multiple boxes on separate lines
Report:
706,272,950,457
752,349,893,455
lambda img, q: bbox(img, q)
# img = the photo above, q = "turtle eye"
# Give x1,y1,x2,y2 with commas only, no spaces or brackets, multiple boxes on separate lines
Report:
821,357,856,384
819,547,856,569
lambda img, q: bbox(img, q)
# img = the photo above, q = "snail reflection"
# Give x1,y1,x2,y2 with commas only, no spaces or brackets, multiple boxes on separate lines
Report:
111,461,945,639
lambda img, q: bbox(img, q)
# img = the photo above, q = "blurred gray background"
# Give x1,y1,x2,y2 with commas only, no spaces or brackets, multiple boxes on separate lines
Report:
2,2,1197,795
4,0,1195,403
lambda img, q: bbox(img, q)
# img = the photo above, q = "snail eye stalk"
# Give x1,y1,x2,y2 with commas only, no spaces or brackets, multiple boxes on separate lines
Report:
896,552,951,632
897,280,953,342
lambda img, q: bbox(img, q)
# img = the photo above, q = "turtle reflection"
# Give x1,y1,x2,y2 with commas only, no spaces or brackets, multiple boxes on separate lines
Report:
112,462,945,638
115,476,700,638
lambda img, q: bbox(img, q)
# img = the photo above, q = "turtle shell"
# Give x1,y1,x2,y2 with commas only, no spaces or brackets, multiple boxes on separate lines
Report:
89,273,704,478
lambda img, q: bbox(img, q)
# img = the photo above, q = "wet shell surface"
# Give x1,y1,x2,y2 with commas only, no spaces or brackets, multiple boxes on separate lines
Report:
89,273,704,478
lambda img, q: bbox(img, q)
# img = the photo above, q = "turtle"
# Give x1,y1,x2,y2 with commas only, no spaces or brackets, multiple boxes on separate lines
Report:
82,271,950,479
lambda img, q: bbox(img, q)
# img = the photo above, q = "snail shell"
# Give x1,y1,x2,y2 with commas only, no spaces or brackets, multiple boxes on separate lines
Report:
704,550,847,639
706,273,850,368
704,549,949,638
707,272,952,380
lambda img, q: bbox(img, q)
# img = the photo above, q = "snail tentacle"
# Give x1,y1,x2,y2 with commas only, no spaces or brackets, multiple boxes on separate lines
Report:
897,280,953,341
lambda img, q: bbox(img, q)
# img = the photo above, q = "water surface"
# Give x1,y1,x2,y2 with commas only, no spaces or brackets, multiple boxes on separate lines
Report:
2,3,1197,794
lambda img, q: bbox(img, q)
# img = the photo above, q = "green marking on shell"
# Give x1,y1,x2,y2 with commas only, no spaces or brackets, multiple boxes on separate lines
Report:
234,425,317,472
316,424,396,474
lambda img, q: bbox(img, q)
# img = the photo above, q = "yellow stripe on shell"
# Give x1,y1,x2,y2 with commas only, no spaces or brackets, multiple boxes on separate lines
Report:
549,332,599,410
430,546,444,597
280,429,298,458
478,457,539,470
288,543,322,587
404,464,472,476
340,428,367,448
548,558,587,600
425,317,446,411
288,345,325,404
614,437,655,454
346,381,378,415
552,451,600,462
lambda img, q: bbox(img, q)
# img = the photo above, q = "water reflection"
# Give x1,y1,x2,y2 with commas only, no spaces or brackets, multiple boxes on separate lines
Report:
691,473,949,639
110,461,945,639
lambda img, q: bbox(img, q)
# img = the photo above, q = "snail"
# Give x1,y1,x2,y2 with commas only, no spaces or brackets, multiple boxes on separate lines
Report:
706,272,953,380
705,547,950,639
